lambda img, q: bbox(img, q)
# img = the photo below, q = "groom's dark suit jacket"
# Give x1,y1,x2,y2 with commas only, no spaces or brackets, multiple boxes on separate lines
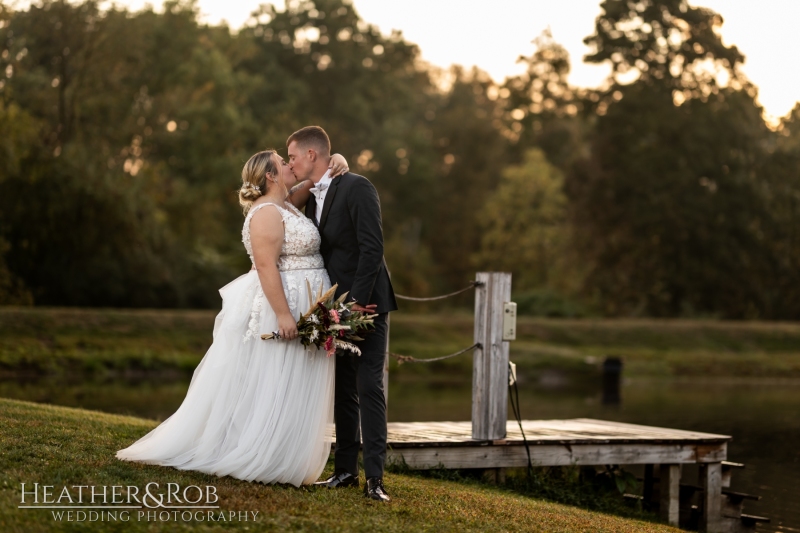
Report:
306,172,398,315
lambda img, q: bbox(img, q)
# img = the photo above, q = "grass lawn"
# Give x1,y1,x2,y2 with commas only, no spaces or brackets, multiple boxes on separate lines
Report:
0,398,680,533
2,306,800,379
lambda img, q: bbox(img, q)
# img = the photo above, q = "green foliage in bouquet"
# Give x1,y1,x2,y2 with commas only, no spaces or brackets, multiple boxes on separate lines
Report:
261,281,377,356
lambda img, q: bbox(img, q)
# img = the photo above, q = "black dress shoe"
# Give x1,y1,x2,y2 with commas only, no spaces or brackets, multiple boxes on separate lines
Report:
364,477,391,502
314,470,359,488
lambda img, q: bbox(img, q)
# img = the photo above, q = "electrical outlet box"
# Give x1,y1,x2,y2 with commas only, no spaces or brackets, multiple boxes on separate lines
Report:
503,302,517,341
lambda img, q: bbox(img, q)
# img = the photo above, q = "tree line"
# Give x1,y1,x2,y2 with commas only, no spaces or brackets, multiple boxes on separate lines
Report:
1,0,799,319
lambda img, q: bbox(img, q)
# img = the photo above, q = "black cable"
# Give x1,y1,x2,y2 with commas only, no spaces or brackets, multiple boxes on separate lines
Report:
509,365,533,479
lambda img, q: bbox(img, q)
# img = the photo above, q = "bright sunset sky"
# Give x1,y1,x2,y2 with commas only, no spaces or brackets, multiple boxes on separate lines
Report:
110,0,800,123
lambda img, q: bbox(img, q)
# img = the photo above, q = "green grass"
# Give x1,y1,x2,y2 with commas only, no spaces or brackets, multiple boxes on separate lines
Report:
0,307,211,377
0,397,680,533
2,306,800,379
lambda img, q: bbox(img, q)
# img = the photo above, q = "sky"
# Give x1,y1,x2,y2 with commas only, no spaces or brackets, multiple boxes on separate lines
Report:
118,0,799,124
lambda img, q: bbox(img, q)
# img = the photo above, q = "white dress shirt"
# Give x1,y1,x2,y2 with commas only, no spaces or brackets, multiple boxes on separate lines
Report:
312,170,334,223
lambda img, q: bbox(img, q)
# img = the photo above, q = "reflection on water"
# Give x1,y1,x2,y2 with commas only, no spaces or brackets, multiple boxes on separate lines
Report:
2,376,798,532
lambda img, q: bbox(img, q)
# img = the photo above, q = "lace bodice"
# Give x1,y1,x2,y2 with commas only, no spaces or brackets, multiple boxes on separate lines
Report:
242,202,324,271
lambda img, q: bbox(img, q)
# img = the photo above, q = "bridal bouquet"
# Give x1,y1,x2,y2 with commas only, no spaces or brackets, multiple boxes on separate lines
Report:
261,281,377,356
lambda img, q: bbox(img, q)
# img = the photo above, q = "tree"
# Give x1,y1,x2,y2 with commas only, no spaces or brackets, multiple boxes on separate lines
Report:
756,103,800,318
0,101,38,304
0,0,508,304
501,30,590,171
584,0,747,99
423,67,511,287
474,149,573,292
569,0,779,317
0,0,245,306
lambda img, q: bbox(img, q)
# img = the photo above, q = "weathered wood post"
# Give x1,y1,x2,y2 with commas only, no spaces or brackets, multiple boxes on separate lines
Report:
660,464,681,526
700,462,723,533
472,272,512,441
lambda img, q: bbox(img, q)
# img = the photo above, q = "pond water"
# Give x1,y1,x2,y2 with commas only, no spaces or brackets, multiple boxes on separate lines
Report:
2,375,798,532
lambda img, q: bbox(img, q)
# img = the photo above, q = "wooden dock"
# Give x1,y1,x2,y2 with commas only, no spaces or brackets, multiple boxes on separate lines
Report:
385,419,741,532
377,276,766,532
387,419,728,468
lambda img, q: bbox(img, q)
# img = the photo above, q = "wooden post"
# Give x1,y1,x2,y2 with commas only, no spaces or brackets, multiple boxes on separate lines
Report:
472,272,512,441
601,357,623,405
482,467,506,484
643,464,655,511
659,464,681,526
700,462,723,533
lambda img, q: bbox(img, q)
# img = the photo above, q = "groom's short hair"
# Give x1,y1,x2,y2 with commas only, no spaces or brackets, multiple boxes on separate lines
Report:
287,126,331,157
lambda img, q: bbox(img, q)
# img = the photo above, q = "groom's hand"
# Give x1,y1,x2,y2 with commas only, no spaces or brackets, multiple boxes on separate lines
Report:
352,303,377,314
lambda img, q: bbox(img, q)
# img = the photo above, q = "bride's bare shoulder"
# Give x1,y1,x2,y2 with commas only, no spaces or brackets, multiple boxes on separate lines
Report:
248,202,283,225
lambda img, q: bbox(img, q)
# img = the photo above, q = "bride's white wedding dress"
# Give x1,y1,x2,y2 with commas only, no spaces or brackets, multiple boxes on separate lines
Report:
116,201,334,486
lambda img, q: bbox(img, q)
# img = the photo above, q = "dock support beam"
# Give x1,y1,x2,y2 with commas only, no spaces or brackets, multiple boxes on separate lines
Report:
659,464,680,526
472,272,512,441
700,462,723,532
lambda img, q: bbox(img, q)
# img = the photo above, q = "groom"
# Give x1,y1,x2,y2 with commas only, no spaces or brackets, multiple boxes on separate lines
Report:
286,126,398,502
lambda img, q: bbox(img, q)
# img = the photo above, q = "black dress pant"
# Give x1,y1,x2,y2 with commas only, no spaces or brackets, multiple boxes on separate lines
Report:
334,313,388,479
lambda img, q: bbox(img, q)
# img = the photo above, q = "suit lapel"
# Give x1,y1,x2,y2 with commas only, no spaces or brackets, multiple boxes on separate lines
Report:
319,175,341,231
307,195,319,228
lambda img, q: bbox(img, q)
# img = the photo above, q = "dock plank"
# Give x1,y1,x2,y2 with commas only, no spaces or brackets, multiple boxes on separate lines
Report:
384,419,728,468
385,419,730,448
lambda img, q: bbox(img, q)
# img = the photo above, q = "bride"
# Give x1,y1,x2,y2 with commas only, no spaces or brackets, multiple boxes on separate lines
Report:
116,149,349,486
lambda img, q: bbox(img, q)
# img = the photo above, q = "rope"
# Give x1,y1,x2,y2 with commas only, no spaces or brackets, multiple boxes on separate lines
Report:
387,343,482,365
387,280,483,362
394,281,483,302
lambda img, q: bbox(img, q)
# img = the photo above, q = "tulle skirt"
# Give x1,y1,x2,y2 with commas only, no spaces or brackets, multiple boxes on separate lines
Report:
116,268,335,486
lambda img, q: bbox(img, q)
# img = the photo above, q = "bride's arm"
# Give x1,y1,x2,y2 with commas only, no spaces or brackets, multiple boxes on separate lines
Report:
286,153,350,209
249,207,299,340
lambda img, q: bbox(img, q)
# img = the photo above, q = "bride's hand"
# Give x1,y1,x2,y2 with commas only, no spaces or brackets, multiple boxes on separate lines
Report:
329,153,349,177
277,313,299,341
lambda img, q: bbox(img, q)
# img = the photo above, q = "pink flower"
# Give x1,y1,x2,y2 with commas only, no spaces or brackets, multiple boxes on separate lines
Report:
329,309,340,323
324,336,335,357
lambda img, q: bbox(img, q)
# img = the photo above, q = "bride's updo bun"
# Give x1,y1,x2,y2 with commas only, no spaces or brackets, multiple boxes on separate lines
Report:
239,150,278,214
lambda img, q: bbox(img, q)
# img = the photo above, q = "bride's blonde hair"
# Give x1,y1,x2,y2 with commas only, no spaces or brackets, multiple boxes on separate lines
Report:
239,150,278,214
